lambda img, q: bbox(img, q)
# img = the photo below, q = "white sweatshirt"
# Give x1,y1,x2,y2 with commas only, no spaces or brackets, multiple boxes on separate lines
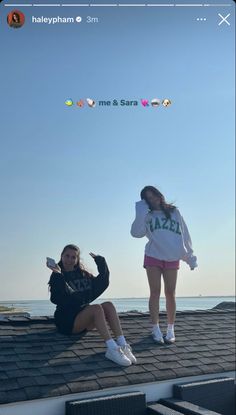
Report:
130,200,197,269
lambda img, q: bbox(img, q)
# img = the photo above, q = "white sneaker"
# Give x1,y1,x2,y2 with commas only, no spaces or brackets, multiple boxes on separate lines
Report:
105,347,132,366
121,344,137,364
164,329,175,344
152,328,164,344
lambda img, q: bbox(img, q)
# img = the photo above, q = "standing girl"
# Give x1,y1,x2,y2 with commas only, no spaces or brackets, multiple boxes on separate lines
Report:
47,244,136,366
131,186,197,344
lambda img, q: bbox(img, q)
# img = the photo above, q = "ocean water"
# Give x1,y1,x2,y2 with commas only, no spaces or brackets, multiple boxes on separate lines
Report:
0,296,235,316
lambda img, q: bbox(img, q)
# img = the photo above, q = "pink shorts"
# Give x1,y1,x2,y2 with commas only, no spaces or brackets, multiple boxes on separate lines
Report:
144,255,180,269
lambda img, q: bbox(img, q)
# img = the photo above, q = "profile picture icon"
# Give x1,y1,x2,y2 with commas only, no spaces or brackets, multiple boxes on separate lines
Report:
7,10,25,28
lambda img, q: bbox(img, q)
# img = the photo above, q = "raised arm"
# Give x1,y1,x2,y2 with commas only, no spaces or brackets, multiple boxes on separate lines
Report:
130,200,149,238
89,255,110,302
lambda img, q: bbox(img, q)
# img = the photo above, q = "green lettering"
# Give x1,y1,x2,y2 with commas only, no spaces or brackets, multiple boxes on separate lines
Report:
154,217,161,230
176,221,182,235
161,217,169,230
148,220,154,232
169,219,176,232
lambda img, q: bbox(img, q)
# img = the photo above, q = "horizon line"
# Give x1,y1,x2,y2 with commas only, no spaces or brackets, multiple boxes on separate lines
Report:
1,295,235,302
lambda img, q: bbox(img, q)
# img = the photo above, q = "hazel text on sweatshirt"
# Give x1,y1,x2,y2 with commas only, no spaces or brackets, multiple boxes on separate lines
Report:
131,200,197,269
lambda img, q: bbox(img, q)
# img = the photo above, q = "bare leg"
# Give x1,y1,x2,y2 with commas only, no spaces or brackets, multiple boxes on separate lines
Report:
163,269,178,324
101,301,123,337
146,266,162,325
72,304,111,341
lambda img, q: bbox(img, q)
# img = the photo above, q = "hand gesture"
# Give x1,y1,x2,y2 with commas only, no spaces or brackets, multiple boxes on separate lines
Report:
89,252,98,259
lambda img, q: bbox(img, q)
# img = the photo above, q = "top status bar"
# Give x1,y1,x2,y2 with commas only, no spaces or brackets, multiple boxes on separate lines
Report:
3,3,233,7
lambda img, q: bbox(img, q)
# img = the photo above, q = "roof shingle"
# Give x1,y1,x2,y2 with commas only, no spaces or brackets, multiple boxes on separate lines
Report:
0,309,235,404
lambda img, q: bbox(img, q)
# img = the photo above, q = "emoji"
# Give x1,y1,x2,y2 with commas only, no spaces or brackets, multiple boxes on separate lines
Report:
162,99,172,107
87,98,96,108
151,98,161,107
76,100,84,107
65,99,73,106
141,99,149,107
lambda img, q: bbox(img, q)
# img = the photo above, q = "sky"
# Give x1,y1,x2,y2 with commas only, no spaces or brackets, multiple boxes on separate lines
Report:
0,0,235,301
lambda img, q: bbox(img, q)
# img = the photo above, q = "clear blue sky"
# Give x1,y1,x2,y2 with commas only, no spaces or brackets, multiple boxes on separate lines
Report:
0,1,235,300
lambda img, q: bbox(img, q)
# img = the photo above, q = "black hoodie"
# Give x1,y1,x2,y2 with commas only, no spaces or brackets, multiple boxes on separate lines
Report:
48,256,109,316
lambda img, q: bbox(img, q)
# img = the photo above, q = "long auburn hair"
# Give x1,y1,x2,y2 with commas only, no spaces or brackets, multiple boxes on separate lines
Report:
140,186,176,219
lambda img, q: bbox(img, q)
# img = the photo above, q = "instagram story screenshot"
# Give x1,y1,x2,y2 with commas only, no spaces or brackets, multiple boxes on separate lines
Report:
0,0,235,412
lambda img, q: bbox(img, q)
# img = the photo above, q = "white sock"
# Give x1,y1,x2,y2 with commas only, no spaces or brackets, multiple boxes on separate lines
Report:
106,339,118,350
153,324,162,333
167,324,174,332
116,335,127,347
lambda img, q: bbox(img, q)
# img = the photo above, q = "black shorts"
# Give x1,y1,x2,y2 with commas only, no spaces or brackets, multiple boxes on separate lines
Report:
54,305,88,335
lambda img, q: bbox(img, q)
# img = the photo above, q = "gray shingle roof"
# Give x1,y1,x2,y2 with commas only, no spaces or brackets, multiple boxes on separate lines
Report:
0,309,235,404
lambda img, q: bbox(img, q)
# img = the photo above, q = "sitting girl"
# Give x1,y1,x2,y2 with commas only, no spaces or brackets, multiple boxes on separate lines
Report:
47,244,136,366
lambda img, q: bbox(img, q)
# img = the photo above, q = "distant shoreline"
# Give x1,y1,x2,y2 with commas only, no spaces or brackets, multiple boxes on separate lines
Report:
0,305,17,312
